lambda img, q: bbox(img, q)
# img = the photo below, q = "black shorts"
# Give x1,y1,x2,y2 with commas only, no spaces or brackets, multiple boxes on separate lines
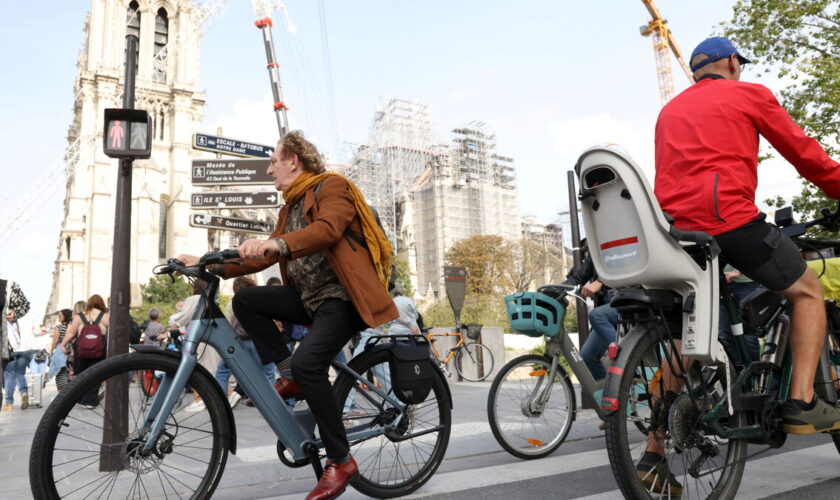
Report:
714,215,807,291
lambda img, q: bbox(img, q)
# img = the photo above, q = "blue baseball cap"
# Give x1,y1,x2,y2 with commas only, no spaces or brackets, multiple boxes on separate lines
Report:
690,37,751,73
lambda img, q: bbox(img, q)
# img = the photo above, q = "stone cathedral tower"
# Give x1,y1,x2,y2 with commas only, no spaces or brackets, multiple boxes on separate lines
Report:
48,0,208,311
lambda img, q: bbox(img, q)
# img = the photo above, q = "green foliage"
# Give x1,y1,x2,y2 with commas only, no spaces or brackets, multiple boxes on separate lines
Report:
723,1,840,223
421,294,508,329
140,275,193,305
131,275,195,326
445,235,515,296
393,258,414,297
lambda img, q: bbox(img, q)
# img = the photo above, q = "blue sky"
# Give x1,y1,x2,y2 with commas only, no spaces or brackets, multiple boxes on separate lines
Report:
0,0,801,319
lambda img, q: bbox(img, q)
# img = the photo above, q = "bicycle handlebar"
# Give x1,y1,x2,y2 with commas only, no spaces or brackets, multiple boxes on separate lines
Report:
153,249,242,278
780,203,840,240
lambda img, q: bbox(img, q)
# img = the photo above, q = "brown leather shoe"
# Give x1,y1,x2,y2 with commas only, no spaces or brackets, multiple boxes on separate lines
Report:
274,377,303,400
306,457,358,500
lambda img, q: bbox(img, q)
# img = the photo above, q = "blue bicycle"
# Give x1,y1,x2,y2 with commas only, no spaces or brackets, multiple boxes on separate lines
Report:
29,250,452,499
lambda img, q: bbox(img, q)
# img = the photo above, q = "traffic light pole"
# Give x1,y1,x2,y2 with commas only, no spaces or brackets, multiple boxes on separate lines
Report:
100,34,138,471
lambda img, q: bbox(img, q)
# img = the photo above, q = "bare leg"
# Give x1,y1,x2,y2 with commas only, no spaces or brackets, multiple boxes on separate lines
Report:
645,340,688,455
781,268,825,402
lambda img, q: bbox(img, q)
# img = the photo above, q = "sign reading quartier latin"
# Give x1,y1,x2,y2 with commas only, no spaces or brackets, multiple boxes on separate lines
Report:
190,191,280,210
192,133,274,158
189,213,274,234
191,159,273,186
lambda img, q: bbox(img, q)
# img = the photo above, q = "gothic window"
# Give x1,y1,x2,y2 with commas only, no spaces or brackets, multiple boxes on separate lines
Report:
153,8,169,83
126,2,140,70
159,112,165,141
159,198,169,260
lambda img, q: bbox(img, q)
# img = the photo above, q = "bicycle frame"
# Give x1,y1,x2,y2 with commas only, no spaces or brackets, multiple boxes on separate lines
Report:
428,330,466,365
138,280,406,462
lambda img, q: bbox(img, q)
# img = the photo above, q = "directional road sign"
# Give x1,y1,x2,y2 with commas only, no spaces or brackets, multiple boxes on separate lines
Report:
191,159,273,186
190,191,280,210
189,213,274,234
192,133,274,158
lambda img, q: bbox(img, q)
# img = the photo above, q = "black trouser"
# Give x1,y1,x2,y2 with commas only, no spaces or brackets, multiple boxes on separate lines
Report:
233,285,365,460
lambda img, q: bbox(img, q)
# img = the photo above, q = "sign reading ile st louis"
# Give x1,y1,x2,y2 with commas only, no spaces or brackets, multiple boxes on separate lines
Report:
189,213,273,234
191,191,280,210
193,133,274,158
191,159,272,186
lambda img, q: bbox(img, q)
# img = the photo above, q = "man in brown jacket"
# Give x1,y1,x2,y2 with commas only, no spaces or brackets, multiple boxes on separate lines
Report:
180,131,397,500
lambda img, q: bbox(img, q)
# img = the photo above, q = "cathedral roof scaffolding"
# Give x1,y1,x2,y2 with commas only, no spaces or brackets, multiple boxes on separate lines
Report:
345,98,439,249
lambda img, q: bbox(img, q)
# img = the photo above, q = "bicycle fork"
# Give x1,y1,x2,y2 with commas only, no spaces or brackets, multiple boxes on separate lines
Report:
525,355,560,414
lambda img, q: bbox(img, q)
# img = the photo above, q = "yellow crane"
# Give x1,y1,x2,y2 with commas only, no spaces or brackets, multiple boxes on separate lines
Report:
639,0,693,105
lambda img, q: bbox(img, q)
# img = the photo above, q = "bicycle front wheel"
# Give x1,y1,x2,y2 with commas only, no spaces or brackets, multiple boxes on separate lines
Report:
334,347,451,498
29,352,231,500
605,326,747,499
487,354,575,459
455,342,494,382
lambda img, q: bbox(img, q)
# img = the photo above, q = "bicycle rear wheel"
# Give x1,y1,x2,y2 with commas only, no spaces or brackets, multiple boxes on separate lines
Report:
29,352,231,500
334,347,451,498
604,326,747,499
455,342,494,382
825,327,840,454
487,354,575,459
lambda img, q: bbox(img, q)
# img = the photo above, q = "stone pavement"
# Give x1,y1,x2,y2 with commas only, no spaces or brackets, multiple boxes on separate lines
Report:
0,373,608,499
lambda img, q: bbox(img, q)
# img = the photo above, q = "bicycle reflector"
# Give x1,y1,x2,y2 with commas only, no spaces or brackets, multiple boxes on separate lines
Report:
504,292,565,338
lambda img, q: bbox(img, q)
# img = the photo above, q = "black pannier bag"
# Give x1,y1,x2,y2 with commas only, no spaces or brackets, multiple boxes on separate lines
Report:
739,286,786,335
388,340,434,405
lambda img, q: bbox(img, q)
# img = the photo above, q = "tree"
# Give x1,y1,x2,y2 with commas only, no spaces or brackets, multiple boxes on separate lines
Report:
393,257,414,297
132,275,194,326
509,238,569,292
723,0,840,220
445,235,515,296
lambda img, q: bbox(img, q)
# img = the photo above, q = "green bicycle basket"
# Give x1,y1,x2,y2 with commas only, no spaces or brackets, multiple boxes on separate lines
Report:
504,291,565,338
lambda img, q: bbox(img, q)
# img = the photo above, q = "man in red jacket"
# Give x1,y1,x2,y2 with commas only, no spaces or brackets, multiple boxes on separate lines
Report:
644,36,840,492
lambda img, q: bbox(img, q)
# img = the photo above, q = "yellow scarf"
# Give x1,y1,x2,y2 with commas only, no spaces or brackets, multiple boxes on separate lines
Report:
283,171,393,287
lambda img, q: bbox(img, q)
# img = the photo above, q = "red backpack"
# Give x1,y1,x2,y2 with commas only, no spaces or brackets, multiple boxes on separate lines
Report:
76,311,106,359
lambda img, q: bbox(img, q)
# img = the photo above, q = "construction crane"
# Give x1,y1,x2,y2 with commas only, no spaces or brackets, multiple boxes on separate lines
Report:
639,0,693,105
252,0,296,137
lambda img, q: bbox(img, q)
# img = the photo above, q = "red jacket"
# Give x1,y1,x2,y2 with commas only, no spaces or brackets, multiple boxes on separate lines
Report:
654,76,840,235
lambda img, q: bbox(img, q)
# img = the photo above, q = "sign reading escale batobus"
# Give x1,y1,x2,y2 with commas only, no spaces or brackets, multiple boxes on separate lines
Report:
192,133,274,158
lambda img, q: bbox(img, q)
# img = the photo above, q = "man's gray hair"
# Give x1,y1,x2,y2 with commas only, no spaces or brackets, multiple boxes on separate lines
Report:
392,282,404,296
149,308,160,321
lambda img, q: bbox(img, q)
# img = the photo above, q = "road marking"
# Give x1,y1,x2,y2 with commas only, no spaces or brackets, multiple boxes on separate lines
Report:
573,442,840,500
234,420,493,463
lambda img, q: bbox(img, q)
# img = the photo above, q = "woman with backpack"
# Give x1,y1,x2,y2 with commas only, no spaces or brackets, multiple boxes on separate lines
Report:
61,295,109,408
49,309,73,391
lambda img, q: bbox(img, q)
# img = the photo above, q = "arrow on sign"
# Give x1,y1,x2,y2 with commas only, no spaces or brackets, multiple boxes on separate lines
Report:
190,191,282,210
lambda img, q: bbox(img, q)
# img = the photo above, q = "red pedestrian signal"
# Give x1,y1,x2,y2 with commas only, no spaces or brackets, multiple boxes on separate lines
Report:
103,108,151,159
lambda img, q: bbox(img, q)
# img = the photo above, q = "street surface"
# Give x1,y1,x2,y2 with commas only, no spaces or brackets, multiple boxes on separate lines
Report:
2,379,840,499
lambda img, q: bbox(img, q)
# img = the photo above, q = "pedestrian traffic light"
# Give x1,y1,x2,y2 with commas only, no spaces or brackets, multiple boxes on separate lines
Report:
103,108,152,159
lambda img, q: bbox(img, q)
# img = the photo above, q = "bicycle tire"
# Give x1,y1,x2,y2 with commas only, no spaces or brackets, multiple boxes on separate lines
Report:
487,354,575,459
604,325,747,499
30,352,231,500
333,347,451,498
455,342,494,382
825,328,840,455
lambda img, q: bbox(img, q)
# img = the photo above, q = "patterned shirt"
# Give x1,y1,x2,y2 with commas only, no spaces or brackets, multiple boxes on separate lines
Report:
279,198,349,315
144,321,166,343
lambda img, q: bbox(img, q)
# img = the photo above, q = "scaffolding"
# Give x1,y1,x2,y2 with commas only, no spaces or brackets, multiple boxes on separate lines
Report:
346,98,438,249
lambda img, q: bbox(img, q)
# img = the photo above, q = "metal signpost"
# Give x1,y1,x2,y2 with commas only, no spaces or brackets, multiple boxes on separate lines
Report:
100,34,149,471
192,133,274,158
190,191,280,210
191,159,273,186
189,213,274,235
